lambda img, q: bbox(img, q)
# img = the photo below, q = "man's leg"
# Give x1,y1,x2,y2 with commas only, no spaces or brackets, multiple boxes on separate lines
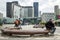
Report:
19,24,22,29
50,27,56,35
52,27,56,34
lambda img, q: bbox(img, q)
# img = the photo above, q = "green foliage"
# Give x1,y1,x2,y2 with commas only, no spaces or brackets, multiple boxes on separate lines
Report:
40,21,46,25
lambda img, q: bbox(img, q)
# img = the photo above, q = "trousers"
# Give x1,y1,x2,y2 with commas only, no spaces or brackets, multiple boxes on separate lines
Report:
50,27,56,34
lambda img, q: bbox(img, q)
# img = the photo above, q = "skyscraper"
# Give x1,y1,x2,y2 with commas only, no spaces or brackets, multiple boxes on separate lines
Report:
33,2,38,17
54,5,59,19
6,1,20,18
6,2,12,18
21,6,34,18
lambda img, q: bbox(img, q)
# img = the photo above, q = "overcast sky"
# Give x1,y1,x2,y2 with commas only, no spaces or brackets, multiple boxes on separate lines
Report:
0,0,60,17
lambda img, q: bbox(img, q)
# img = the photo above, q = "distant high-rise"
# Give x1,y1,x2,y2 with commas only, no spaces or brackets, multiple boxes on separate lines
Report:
6,1,20,18
54,5,59,15
33,2,38,17
41,13,55,22
6,2,12,18
54,5,59,19
21,6,34,18
12,1,18,4
38,11,41,17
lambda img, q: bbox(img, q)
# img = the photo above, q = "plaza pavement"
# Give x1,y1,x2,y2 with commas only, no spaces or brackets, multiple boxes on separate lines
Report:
0,24,60,40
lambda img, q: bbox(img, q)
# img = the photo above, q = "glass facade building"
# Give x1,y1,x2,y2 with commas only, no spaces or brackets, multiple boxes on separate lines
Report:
28,8,33,17
21,6,34,18
13,5,20,18
6,2,12,18
33,2,38,17
41,13,55,22
6,1,20,19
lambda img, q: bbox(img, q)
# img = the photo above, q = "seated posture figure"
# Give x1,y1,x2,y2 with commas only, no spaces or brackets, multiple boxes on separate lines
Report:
14,19,20,27
45,19,56,35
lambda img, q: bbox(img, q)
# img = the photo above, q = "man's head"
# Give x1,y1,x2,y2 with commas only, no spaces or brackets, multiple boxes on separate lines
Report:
49,19,54,22
16,19,18,21
49,19,55,23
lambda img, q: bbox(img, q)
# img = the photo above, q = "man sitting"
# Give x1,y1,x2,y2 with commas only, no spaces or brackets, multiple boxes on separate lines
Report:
14,19,22,29
45,19,56,35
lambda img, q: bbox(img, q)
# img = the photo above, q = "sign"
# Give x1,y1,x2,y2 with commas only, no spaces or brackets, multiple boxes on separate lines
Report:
57,15,60,19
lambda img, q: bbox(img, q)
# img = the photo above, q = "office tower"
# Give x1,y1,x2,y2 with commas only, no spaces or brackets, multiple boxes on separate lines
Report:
6,2,12,18
21,6,34,18
41,13,55,22
33,2,39,17
6,1,20,18
54,5,59,19
38,11,41,17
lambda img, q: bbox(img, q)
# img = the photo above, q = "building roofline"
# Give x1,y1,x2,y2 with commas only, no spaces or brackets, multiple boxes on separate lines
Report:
21,6,33,8
14,4,21,7
43,12,54,14
7,1,33,8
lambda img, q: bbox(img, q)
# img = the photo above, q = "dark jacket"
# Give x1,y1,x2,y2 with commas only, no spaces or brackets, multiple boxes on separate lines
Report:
45,21,55,30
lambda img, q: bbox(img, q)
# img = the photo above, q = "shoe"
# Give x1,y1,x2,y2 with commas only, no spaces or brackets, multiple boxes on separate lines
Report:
50,33,54,36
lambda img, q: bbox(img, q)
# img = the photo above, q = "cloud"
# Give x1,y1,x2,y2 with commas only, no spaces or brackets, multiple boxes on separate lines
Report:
39,0,60,13
0,0,60,17
19,0,60,13
19,0,34,6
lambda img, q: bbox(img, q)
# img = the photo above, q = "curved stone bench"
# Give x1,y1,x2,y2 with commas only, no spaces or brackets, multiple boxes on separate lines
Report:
1,28,49,36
